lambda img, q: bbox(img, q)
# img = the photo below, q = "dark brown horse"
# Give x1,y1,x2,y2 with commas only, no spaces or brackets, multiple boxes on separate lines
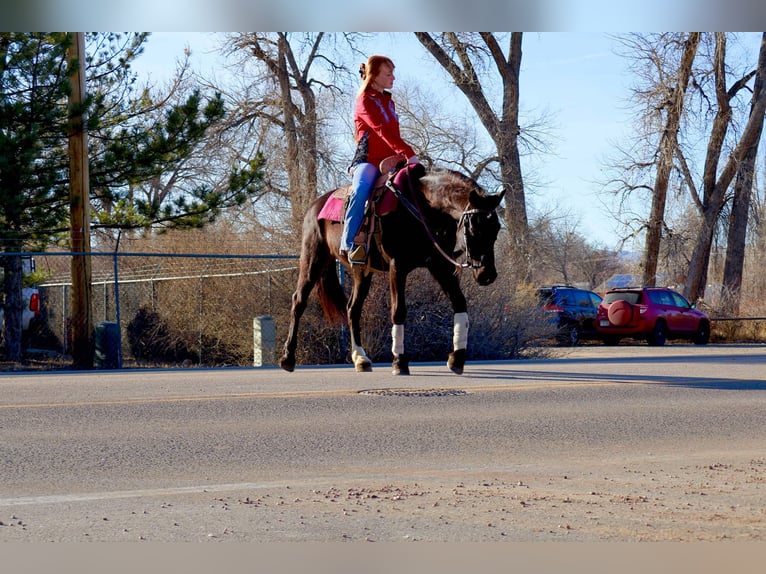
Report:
279,164,505,375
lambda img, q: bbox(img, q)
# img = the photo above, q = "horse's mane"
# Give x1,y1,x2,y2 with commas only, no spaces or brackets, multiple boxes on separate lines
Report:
420,168,479,214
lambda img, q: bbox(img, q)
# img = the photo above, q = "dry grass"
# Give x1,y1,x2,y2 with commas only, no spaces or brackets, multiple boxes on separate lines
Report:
711,319,766,343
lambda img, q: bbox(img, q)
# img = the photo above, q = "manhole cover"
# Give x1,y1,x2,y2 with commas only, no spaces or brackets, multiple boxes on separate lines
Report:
359,388,468,397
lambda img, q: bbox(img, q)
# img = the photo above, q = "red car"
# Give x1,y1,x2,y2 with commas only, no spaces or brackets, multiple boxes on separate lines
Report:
595,287,710,346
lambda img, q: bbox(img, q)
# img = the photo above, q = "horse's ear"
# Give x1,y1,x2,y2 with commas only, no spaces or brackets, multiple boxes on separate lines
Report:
470,188,505,210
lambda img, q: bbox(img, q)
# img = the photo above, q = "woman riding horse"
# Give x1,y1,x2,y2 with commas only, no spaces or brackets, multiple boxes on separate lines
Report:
341,54,420,265
279,163,505,375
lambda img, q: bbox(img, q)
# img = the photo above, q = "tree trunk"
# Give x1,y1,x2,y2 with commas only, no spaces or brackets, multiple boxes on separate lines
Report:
496,33,529,279
721,144,757,315
642,33,699,287
274,35,303,232
1,252,24,361
721,33,766,316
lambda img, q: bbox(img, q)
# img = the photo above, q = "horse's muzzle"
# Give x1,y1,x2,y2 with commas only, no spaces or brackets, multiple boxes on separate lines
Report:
474,265,497,286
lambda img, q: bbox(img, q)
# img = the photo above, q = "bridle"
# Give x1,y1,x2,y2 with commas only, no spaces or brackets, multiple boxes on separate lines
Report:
386,167,499,271
457,206,500,269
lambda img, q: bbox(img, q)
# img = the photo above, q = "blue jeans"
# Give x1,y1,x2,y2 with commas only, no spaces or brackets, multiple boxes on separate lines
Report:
340,162,379,252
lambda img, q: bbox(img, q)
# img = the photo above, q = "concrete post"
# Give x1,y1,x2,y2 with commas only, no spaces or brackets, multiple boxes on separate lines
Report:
253,315,276,367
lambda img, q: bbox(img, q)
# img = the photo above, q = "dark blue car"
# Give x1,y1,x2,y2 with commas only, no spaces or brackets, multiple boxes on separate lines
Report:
537,285,603,345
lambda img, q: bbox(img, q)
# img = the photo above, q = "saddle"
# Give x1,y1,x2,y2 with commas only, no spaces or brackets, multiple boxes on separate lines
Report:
317,159,404,223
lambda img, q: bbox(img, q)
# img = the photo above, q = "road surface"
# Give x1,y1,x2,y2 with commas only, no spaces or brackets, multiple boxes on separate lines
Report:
1,344,765,542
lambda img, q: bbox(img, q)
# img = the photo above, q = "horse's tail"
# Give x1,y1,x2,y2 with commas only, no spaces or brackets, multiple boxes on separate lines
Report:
316,261,347,325
297,190,347,326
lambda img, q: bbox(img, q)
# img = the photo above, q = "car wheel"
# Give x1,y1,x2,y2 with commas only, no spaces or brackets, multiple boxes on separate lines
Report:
557,324,581,346
647,320,667,346
693,321,710,345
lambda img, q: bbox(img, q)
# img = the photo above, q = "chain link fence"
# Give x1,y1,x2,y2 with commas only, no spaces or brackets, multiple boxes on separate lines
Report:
22,251,300,368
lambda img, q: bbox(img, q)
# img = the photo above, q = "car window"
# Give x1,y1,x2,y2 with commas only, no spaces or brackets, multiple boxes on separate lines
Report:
559,292,575,306
537,291,554,306
576,291,592,307
581,292,599,308
646,291,664,305
604,291,640,305
670,291,690,308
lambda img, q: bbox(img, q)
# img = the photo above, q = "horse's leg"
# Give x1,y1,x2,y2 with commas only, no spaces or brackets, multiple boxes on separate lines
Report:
279,247,328,372
347,268,374,372
430,266,469,375
448,313,469,375
389,261,409,375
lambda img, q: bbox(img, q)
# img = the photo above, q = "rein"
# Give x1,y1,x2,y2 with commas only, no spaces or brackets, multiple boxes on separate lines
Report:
386,166,487,271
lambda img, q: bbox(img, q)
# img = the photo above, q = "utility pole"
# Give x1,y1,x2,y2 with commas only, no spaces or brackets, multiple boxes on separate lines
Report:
68,32,93,369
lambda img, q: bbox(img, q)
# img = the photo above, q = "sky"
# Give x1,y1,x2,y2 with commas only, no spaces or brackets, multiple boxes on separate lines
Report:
132,32,762,250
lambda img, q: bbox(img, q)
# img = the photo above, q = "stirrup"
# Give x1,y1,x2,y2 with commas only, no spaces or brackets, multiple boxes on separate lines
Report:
348,244,367,264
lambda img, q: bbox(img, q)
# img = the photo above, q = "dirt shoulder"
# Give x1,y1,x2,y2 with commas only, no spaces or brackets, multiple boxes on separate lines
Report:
2,451,765,542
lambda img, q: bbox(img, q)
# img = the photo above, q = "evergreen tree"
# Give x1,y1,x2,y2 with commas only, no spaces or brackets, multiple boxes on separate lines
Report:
0,32,264,361
0,33,71,360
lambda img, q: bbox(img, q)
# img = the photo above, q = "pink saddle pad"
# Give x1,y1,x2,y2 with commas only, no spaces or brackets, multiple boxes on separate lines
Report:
317,182,398,222
317,195,345,222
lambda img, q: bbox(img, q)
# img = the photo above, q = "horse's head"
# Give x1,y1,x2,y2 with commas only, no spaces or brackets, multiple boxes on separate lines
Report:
461,188,505,286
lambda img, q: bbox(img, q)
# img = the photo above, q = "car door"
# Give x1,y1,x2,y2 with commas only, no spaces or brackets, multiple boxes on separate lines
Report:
667,290,697,332
559,290,580,325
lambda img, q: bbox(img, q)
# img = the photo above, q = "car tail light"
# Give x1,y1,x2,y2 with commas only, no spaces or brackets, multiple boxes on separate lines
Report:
29,292,40,314
542,304,563,312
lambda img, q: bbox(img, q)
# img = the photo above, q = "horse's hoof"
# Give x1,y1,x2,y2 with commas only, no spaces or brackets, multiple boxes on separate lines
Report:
279,356,295,372
355,360,373,373
392,354,410,376
447,349,465,375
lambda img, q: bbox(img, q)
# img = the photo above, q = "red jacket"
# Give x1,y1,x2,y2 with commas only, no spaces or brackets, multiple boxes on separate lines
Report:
352,88,415,170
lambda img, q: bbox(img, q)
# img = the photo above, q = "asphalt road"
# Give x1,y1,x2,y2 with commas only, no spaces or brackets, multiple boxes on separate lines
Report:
1,344,765,542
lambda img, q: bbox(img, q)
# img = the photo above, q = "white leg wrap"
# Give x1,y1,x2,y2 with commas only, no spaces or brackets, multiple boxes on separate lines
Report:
453,312,469,350
391,324,404,355
351,344,370,364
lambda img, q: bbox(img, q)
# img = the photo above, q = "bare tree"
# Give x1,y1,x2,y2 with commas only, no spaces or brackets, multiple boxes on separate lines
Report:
528,215,581,285
684,33,766,302
224,33,357,238
721,33,766,315
608,33,766,303
579,247,623,292
414,33,527,266
645,34,700,287
394,83,487,177
609,34,701,287
528,212,620,289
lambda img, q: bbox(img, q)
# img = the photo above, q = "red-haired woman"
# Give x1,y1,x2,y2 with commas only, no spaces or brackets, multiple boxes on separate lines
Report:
341,54,420,263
